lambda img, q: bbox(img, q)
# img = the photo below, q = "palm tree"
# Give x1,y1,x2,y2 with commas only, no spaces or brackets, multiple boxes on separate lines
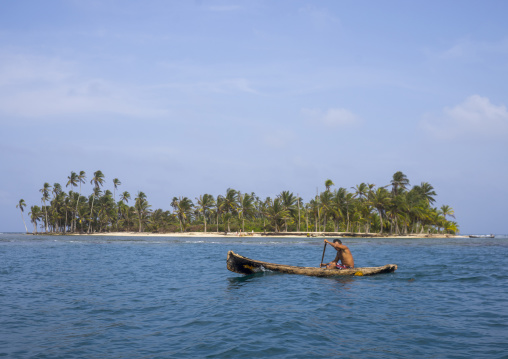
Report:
368,187,391,234
52,183,62,198
110,178,121,229
72,171,86,232
135,191,151,232
28,205,42,234
16,199,28,233
20,171,459,236
66,192,79,232
113,178,121,202
66,172,79,231
238,192,255,232
196,194,215,232
88,170,105,233
308,197,320,232
39,182,51,232
77,171,86,189
319,190,333,231
219,188,238,232
263,198,290,232
278,191,297,231
325,179,335,192
352,183,369,201
439,205,455,221
96,190,115,232
50,183,64,232
171,197,194,232
296,194,302,232
343,191,355,232
303,203,311,232
391,171,410,196
49,192,65,232
150,209,171,232
215,195,224,232
386,194,407,235
414,182,437,205
444,220,459,234
330,188,345,232
116,190,130,231
120,191,131,203
117,201,132,231
67,172,78,188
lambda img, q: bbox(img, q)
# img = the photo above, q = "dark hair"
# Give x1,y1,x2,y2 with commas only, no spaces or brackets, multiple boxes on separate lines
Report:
333,239,342,244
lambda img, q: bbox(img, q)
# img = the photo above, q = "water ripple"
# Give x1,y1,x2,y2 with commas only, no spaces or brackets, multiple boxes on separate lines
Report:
0,235,507,358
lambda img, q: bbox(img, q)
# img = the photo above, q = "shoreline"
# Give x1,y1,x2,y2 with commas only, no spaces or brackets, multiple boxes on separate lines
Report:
59,231,466,239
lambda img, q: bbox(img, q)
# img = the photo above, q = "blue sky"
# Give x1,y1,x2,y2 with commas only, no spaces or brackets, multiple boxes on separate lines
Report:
2,0,507,234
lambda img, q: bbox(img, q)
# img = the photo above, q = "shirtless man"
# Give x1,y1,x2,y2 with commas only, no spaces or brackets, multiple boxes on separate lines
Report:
321,239,355,269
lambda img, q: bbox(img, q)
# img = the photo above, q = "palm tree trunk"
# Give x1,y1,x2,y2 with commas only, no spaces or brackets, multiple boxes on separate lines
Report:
378,209,384,234
42,201,48,233
75,193,81,233
20,211,28,233
88,195,95,234
297,198,300,232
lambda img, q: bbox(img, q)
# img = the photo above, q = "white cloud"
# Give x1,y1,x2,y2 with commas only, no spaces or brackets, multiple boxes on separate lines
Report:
421,95,508,140
298,6,339,31
263,130,296,149
0,53,168,120
302,107,361,128
0,53,73,87
207,5,240,12
189,77,258,94
154,64,259,95
425,38,508,63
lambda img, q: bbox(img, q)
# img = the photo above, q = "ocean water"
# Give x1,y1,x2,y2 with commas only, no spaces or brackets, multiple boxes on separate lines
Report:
1,233,507,359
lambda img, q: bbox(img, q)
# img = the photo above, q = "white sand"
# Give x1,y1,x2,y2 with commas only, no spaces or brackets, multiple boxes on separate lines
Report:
79,231,466,239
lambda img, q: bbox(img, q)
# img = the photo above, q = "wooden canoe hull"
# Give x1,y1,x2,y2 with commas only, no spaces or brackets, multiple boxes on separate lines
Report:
227,251,397,277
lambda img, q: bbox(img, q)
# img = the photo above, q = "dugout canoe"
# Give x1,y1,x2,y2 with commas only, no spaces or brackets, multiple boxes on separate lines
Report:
227,251,397,277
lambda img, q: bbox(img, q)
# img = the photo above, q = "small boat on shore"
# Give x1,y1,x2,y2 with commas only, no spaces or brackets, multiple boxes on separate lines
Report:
227,251,397,277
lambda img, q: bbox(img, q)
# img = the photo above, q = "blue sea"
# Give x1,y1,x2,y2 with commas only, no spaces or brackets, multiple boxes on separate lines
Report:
1,233,507,359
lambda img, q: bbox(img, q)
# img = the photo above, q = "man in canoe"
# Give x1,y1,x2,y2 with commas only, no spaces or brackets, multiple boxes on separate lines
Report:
321,239,355,269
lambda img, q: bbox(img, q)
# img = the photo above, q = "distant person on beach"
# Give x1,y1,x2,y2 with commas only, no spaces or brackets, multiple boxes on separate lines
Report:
321,239,355,269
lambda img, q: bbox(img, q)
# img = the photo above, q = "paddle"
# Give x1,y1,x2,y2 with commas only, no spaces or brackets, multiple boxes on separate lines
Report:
320,242,327,267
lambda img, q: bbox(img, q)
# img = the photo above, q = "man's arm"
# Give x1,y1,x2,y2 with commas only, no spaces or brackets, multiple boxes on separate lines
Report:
321,253,338,265
322,239,341,266
324,239,348,251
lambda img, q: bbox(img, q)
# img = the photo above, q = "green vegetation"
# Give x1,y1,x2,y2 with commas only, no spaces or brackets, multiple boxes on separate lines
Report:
19,170,459,235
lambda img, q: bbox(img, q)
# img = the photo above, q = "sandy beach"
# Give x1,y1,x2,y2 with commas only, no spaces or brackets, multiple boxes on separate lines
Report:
79,231,466,239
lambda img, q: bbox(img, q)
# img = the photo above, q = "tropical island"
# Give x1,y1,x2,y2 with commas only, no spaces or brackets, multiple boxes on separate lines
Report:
16,171,459,237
